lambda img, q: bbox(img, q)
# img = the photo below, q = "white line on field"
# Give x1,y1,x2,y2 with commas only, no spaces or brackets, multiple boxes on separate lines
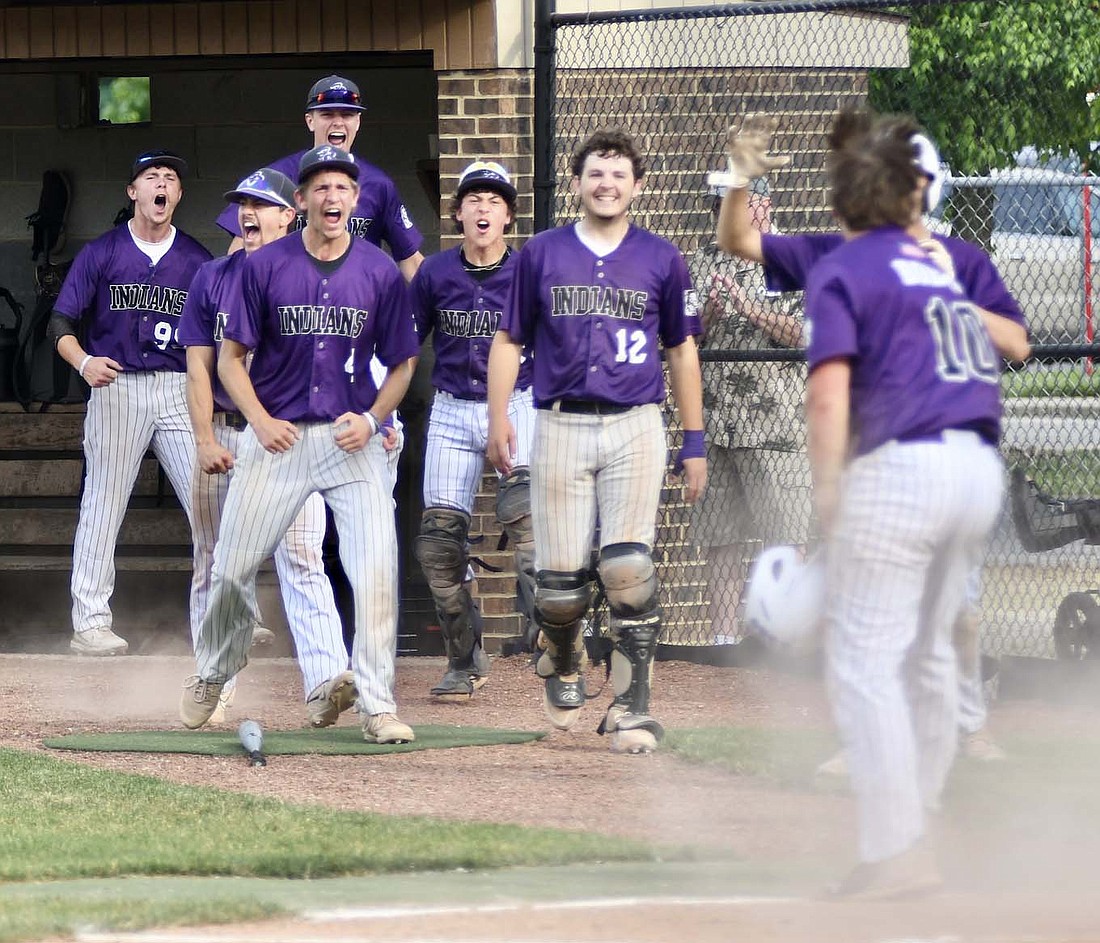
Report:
306,894,803,921
75,896,803,942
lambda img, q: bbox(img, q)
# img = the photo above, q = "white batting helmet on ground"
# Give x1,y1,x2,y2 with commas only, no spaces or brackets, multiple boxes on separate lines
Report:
743,546,825,648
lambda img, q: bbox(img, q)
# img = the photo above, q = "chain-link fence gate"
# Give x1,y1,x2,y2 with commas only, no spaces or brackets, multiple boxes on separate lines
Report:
534,0,1100,661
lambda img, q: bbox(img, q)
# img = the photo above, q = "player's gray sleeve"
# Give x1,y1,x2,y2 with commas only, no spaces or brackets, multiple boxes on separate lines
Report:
47,311,78,348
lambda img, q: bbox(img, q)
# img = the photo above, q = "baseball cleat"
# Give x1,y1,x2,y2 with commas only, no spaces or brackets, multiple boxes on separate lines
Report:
813,749,850,787
70,627,129,656
542,674,585,730
209,685,236,725
602,705,664,755
179,676,225,729
306,671,357,727
960,729,1007,762
430,644,490,702
826,841,942,902
250,623,276,648
361,712,415,744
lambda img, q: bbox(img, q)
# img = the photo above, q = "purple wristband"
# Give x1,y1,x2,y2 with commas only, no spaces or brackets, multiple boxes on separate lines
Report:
679,429,706,460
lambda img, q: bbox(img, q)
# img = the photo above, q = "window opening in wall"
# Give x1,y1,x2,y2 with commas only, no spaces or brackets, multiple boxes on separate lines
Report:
97,76,151,125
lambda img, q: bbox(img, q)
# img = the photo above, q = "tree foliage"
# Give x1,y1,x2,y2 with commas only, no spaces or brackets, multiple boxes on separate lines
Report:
870,1,1100,173
99,77,150,125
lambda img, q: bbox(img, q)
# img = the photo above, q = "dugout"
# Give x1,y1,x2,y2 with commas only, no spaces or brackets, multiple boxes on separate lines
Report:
0,0,539,655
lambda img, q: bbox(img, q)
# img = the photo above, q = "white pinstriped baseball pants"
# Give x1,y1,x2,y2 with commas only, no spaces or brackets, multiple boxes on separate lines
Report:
190,415,348,698
825,431,1003,863
194,422,399,715
531,403,666,573
71,371,197,635
424,388,535,512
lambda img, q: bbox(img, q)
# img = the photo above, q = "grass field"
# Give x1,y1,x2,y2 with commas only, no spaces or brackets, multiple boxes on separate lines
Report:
0,747,652,943
8,722,1100,942
1003,364,1100,397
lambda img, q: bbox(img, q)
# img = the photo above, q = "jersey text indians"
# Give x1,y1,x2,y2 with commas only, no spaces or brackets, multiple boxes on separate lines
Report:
550,286,647,320
278,305,369,337
109,283,188,315
436,308,500,338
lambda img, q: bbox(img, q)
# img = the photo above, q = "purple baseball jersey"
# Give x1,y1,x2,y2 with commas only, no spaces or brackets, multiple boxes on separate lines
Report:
178,251,246,412
215,150,422,262
762,231,1025,323
805,226,1002,456
224,232,420,422
502,224,701,406
411,247,533,399
54,225,213,372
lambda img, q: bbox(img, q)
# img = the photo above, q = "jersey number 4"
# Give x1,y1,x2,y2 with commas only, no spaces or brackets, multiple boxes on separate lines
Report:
614,328,647,364
924,298,998,385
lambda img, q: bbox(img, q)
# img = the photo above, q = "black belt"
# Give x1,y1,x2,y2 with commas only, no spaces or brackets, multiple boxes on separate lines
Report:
217,410,248,431
896,424,996,448
538,399,633,416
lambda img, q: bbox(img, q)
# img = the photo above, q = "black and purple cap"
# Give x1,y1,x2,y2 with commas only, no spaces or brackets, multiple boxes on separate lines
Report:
223,167,297,209
305,75,366,113
130,149,188,182
298,145,360,185
456,160,517,202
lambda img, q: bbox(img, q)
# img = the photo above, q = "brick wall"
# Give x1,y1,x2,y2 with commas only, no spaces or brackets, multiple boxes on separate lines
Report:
431,65,868,650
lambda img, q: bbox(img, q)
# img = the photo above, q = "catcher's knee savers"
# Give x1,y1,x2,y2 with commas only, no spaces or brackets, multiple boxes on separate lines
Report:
597,543,664,741
496,468,537,632
416,506,483,665
533,568,592,678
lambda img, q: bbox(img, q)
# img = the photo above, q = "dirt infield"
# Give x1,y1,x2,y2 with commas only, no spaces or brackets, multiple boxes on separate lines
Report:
7,650,1100,942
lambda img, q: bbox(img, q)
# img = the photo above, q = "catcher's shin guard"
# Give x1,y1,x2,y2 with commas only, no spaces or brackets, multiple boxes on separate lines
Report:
416,507,485,675
497,468,538,647
534,570,592,726
598,611,665,753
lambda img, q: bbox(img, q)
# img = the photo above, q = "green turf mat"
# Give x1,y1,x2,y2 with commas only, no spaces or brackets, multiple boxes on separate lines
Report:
44,724,545,756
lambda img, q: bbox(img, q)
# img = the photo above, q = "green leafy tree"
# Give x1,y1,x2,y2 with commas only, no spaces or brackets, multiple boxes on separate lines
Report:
870,1,1100,244
99,77,150,125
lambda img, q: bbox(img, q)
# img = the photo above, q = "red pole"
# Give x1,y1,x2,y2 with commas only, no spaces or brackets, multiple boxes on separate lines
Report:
1085,179,1094,376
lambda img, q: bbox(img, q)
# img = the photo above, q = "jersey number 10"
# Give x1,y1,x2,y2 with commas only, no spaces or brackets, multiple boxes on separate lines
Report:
924,298,998,385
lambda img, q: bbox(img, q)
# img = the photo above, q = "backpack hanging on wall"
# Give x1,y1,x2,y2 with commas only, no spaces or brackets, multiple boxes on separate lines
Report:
12,259,88,412
25,170,71,263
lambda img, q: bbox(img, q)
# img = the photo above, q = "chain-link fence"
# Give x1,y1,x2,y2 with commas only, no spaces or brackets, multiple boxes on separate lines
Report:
538,0,1100,661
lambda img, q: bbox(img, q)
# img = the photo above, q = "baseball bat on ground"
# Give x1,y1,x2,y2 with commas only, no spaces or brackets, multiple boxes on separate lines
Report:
238,719,267,767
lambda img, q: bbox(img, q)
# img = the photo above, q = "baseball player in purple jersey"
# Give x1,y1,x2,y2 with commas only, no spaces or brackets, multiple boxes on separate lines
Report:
411,160,537,700
486,130,707,755
215,74,424,282
716,116,1028,767
803,112,1007,899
179,166,357,728
180,145,420,743
50,150,212,656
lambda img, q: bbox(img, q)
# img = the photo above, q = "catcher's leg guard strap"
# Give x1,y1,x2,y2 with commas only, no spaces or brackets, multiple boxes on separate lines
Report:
534,568,592,677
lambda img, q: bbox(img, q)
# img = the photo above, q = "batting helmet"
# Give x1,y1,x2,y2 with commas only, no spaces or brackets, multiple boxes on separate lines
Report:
743,546,825,648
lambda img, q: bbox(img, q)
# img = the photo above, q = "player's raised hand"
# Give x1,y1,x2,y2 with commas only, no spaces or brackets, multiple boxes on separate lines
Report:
333,412,372,453
486,418,517,476
919,238,956,279
725,115,790,186
197,440,234,475
83,356,123,388
252,414,300,453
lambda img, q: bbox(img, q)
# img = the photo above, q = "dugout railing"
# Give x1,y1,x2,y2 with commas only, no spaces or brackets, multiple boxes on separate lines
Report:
535,0,1100,662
